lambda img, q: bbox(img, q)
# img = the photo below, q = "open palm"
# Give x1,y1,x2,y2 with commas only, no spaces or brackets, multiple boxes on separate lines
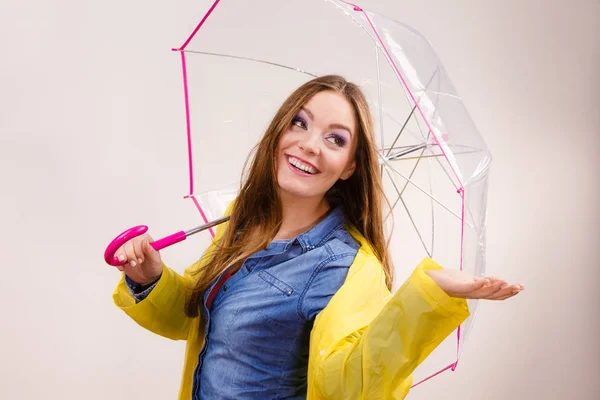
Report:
426,269,524,300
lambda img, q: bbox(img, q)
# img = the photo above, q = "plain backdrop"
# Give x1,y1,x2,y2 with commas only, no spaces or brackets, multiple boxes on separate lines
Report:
1,0,598,399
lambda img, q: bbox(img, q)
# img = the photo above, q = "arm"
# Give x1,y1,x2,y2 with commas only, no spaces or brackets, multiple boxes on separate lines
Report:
112,260,201,341
316,257,469,399
112,202,235,341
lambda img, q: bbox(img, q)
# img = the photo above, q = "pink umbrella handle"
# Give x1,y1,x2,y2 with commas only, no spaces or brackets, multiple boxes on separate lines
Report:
104,225,187,266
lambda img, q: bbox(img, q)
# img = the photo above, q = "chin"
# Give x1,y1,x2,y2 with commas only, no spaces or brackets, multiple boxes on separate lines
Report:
278,182,319,199
277,175,327,200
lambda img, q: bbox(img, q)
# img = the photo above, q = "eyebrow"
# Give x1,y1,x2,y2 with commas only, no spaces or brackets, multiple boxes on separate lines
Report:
300,107,353,137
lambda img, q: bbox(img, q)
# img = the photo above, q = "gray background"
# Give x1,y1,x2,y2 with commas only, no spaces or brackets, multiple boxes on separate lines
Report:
1,0,598,399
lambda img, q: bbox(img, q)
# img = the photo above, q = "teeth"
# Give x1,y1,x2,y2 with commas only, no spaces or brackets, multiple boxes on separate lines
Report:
289,156,317,174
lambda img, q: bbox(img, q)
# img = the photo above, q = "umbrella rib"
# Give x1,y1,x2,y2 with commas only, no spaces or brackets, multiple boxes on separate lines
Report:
427,158,435,256
376,46,386,177
430,142,461,194
385,184,402,224
398,146,427,197
423,145,489,233
382,162,464,222
181,50,318,77
400,195,432,257
384,149,481,162
380,143,427,211
383,143,484,154
385,104,417,157
384,167,431,257
384,140,483,164
401,146,435,255
393,145,436,256
384,163,403,203
382,157,404,224
384,66,441,158
386,142,427,161
385,143,458,253
412,66,443,144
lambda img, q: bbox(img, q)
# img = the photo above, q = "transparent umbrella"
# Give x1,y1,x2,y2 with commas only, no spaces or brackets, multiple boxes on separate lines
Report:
105,0,492,388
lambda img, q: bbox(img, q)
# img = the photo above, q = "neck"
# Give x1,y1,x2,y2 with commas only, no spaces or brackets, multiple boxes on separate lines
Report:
274,193,330,240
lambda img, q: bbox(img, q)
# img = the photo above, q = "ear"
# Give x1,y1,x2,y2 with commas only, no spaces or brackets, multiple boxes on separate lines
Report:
340,160,356,180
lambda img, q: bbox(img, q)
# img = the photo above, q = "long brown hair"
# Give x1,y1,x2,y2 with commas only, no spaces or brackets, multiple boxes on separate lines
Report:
185,75,393,318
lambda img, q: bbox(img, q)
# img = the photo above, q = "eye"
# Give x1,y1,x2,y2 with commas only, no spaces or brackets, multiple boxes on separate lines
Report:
292,115,307,130
327,134,347,147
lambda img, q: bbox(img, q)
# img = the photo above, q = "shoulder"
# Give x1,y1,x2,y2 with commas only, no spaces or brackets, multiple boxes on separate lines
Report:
309,225,359,283
298,227,360,320
320,225,360,261
308,226,359,281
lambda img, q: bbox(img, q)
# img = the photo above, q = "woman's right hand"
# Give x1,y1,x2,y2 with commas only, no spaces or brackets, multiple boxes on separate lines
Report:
112,234,163,285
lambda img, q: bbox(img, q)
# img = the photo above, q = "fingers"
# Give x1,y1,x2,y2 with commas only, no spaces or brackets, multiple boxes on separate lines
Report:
123,240,141,268
466,277,506,299
459,274,524,301
115,236,153,269
484,278,508,295
471,277,491,291
135,239,146,265
114,245,127,271
486,284,524,300
463,277,491,295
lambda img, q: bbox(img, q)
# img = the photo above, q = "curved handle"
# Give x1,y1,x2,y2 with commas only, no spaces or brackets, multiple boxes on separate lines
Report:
104,225,187,266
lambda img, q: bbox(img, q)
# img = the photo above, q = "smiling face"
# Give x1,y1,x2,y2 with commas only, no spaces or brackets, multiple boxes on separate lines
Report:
275,90,358,202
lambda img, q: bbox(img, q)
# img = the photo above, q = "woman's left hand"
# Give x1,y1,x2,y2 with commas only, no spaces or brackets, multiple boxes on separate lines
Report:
425,269,524,300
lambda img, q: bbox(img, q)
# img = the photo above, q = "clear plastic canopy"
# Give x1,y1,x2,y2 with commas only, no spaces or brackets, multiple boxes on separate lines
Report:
173,0,491,387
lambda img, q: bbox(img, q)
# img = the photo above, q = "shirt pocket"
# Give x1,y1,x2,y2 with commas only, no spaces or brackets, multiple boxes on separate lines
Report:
225,271,301,339
258,270,294,296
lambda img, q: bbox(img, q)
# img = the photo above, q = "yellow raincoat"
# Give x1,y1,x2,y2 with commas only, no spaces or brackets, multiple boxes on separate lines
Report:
113,211,469,399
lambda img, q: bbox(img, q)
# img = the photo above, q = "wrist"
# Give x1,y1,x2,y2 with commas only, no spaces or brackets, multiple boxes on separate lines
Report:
140,273,162,287
125,272,162,288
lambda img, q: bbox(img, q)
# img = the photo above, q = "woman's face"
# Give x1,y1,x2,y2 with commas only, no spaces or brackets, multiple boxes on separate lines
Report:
275,90,358,202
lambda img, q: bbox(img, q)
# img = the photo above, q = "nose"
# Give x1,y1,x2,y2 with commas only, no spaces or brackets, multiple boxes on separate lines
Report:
298,131,321,156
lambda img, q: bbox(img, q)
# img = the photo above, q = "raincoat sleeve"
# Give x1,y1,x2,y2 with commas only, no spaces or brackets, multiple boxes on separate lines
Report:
124,274,160,301
112,261,201,341
316,257,470,399
112,202,234,341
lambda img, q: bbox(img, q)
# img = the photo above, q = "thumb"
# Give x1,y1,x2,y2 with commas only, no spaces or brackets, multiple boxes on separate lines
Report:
142,239,161,264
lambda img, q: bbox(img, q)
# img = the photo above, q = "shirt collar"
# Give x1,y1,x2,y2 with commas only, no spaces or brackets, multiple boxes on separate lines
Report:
245,206,347,259
294,206,346,253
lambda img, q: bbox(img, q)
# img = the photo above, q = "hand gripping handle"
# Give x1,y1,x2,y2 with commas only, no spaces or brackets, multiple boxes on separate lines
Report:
104,225,186,266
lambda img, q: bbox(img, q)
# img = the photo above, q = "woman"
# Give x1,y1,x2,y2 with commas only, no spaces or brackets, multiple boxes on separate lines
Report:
111,75,523,399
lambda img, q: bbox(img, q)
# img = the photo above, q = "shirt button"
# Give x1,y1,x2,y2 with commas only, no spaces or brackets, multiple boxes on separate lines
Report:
320,350,325,356
223,285,228,292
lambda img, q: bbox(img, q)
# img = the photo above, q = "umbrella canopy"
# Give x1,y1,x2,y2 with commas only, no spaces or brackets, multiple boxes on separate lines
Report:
173,0,492,387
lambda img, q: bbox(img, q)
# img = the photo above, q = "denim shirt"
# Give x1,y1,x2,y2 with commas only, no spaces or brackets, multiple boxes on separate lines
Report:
127,206,359,399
